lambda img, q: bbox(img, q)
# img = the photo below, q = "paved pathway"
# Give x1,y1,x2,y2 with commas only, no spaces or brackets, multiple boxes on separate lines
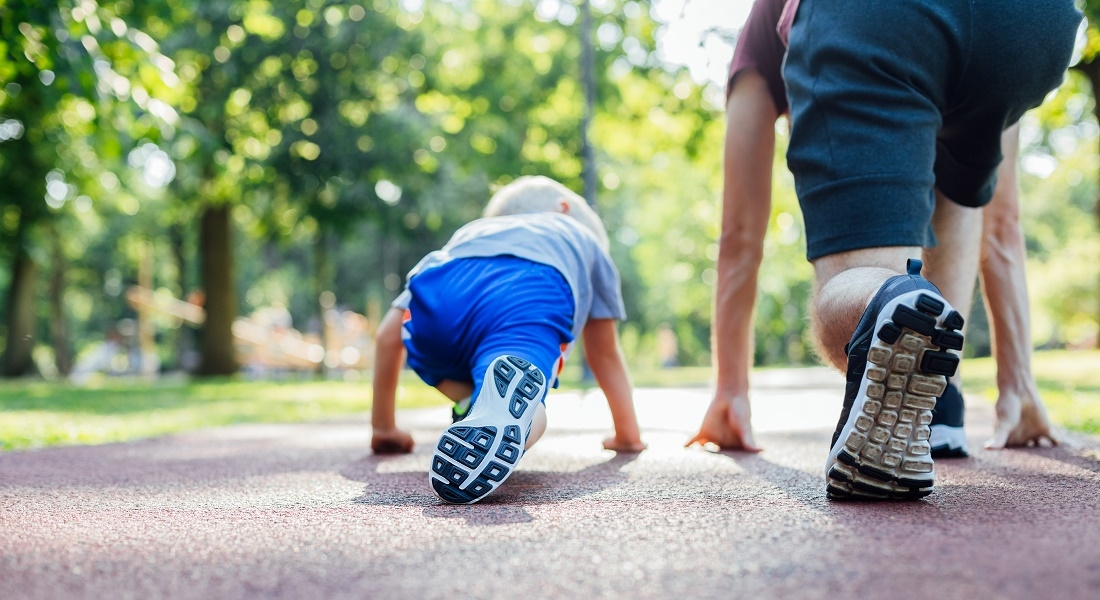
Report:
3,368,1099,599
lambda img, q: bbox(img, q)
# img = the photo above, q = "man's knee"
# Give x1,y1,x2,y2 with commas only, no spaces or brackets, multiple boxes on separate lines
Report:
811,247,918,292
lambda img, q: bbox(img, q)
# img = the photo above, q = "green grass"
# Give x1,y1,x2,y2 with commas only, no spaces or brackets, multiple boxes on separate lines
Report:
0,374,446,451
959,349,1100,435
2,350,1097,451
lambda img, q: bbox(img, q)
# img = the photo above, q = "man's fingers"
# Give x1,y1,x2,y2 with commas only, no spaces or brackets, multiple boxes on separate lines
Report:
739,438,764,453
985,423,1012,450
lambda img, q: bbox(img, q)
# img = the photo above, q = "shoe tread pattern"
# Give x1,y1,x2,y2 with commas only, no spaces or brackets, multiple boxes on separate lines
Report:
828,293,963,501
431,356,544,504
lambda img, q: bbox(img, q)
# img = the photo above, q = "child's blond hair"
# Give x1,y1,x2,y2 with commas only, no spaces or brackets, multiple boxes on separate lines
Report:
482,176,610,251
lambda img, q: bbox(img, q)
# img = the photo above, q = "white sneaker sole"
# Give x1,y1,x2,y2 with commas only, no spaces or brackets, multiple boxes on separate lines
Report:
430,356,545,504
826,291,964,500
929,424,969,458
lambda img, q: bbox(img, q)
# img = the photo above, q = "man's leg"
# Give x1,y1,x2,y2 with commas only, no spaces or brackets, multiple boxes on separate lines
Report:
922,193,982,324
813,248,965,500
812,248,919,370
921,124,1060,450
919,192,982,457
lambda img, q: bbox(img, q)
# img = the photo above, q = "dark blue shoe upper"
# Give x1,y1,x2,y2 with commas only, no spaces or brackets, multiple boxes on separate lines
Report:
930,382,965,428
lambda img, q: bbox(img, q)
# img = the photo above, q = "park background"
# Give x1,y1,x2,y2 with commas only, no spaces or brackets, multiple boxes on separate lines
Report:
1,0,1098,450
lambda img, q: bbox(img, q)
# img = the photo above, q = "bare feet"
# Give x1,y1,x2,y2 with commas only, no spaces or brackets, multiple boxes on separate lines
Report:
602,435,647,453
371,428,415,454
986,388,1062,449
686,394,761,452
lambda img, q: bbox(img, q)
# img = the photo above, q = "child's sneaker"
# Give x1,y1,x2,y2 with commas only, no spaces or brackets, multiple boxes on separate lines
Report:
825,259,964,500
450,397,471,423
430,355,546,504
929,383,969,458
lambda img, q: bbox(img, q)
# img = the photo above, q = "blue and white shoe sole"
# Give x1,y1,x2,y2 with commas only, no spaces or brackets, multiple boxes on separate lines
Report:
430,355,545,504
826,291,964,500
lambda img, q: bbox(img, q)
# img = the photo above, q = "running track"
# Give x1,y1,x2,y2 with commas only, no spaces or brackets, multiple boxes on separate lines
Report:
2,368,1098,599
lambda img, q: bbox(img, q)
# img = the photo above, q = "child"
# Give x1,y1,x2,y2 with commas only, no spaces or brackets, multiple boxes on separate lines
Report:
369,176,646,504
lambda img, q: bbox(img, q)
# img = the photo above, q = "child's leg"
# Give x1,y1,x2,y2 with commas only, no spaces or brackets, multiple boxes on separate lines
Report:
431,356,548,504
424,257,574,504
434,379,544,447
434,379,474,422
435,380,473,401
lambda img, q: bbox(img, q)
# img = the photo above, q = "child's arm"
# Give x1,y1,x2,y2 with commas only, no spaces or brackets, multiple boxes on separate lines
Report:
582,318,646,452
371,308,415,453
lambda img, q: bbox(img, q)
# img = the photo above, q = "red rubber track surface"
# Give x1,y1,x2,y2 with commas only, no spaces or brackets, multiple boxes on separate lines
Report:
2,369,1098,599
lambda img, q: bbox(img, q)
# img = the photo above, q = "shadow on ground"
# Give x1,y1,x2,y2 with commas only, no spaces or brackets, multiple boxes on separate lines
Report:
344,450,642,525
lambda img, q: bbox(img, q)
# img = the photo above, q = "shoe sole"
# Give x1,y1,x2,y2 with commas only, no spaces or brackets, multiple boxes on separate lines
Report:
929,424,969,459
430,356,545,504
826,291,964,500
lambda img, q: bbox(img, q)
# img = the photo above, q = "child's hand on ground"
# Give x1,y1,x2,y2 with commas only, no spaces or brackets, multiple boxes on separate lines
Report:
602,434,647,453
371,428,415,454
686,393,762,452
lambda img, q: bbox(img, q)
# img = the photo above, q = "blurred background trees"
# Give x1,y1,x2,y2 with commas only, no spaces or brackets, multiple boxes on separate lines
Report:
1,0,1097,380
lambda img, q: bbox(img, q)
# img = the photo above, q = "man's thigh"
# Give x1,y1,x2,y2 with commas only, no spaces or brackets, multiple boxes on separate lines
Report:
783,0,1078,261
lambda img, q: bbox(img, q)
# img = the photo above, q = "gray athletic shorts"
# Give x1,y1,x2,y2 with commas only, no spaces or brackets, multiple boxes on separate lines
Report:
783,0,1081,260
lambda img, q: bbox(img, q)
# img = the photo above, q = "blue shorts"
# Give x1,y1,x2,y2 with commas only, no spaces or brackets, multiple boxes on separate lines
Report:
784,0,1080,260
401,256,575,403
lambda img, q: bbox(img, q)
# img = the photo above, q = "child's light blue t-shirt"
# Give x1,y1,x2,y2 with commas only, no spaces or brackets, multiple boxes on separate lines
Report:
393,212,626,339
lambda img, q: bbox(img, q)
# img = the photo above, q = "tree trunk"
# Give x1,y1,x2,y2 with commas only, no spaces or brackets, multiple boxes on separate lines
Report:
579,0,599,209
0,245,39,377
1094,73,1100,350
48,223,71,376
197,205,239,376
314,227,330,375
1079,61,1100,349
169,222,194,370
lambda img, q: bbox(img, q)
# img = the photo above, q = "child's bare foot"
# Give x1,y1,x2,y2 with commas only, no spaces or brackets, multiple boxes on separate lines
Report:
986,389,1062,449
686,394,761,452
602,435,646,453
372,428,415,454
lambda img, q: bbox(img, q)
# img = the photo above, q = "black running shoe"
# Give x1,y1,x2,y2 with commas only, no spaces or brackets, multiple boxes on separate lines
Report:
930,383,969,458
430,355,545,504
825,259,965,500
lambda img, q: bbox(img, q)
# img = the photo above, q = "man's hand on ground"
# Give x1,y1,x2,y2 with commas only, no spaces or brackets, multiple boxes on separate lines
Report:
686,393,762,452
371,428,415,454
986,391,1062,449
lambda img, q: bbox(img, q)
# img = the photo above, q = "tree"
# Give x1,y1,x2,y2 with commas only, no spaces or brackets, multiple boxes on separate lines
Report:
0,1,174,376
1070,3,1100,347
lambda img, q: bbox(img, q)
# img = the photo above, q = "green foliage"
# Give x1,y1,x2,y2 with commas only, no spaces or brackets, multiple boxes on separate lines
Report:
1,0,1097,381
961,350,1100,435
1018,73,1100,348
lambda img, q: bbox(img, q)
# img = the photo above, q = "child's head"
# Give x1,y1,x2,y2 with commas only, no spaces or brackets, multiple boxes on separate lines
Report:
483,175,610,251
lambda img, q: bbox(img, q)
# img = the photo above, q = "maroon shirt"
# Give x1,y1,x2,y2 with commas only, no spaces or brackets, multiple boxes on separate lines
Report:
726,0,798,115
